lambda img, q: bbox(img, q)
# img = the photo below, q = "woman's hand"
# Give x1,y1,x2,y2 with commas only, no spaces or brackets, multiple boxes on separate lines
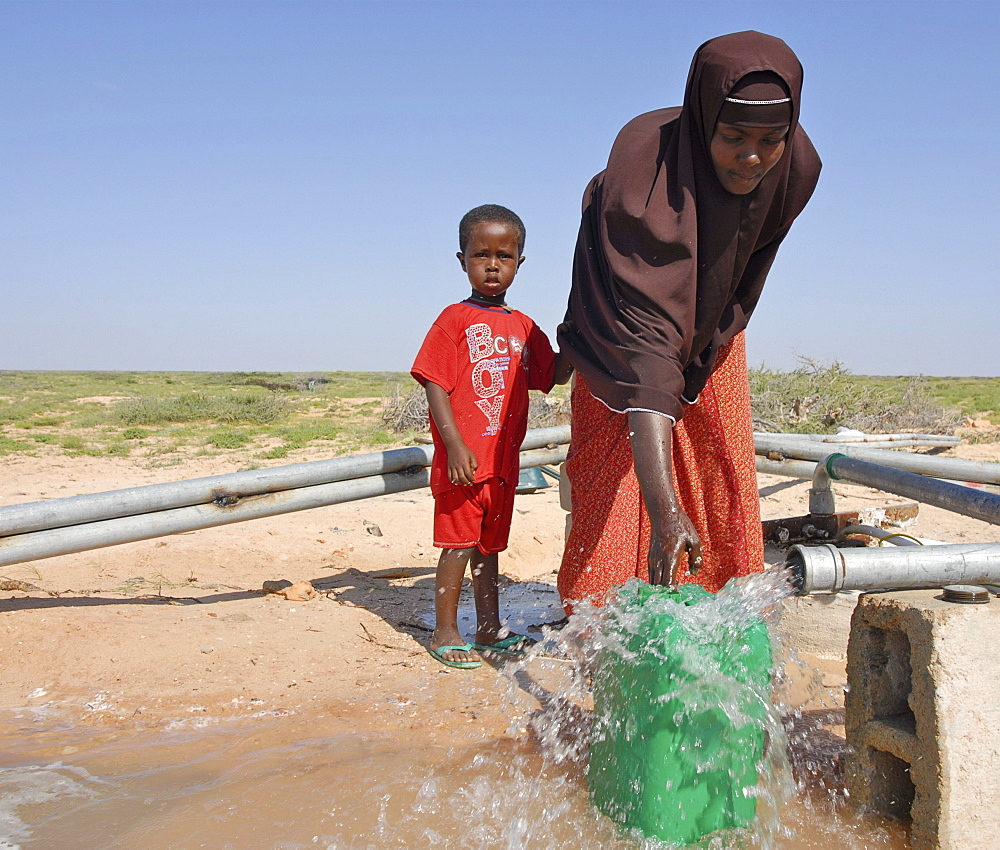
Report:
628,410,703,589
648,504,702,587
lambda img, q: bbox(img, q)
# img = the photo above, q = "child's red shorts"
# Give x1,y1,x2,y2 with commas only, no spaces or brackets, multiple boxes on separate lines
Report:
433,476,516,554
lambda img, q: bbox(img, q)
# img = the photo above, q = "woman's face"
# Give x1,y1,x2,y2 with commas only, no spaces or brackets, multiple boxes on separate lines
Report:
709,122,789,195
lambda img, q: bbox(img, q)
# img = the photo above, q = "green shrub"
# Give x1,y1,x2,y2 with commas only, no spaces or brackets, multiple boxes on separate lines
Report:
0,436,33,455
207,430,253,449
259,445,291,459
115,393,287,426
749,357,962,434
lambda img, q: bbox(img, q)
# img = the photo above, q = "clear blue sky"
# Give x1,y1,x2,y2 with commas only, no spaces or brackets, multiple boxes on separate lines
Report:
2,0,997,376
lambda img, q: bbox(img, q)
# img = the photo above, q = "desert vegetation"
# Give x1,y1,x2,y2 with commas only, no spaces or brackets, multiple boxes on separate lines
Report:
0,362,996,461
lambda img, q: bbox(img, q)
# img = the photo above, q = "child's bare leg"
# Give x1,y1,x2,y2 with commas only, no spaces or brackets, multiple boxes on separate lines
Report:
431,547,475,663
471,551,536,651
470,550,502,645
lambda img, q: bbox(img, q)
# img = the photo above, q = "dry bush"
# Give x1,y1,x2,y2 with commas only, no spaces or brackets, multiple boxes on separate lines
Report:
749,357,962,434
527,393,571,428
381,386,570,434
962,428,1000,445
382,385,429,433
116,392,287,426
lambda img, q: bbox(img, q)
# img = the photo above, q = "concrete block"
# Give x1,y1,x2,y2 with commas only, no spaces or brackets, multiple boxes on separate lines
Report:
778,591,860,661
845,589,1000,849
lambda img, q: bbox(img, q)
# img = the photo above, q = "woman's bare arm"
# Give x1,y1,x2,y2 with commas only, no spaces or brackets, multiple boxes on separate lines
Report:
627,410,702,587
553,352,574,386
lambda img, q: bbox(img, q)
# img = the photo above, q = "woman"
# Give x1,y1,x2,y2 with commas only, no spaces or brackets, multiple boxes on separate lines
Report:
557,31,821,611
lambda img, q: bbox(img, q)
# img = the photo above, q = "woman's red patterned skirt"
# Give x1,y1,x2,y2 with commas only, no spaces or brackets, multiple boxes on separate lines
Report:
557,333,764,613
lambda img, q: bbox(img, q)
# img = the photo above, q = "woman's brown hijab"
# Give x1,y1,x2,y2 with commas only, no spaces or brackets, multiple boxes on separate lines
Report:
559,31,822,421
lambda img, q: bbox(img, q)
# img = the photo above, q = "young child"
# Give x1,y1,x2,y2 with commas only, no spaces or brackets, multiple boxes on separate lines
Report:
411,204,572,669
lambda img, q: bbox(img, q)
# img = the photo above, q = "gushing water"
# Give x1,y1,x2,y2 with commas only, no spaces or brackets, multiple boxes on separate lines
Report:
497,567,906,847
501,570,793,847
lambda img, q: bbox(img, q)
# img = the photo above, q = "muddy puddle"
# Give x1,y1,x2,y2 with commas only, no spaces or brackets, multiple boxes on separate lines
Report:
0,712,909,848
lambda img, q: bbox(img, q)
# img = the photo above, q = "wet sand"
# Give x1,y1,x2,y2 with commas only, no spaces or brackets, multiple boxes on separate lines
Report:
3,440,999,845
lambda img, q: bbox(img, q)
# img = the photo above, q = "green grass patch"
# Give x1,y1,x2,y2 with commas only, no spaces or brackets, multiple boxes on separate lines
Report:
114,393,287,427
13,415,66,428
206,429,254,449
0,436,34,455
917,377,1000,424
28,433,60,444
259,445,291,459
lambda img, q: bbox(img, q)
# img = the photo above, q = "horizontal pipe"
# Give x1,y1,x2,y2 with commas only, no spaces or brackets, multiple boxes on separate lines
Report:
0,470,428,567
780,440,958,451
0,445,568,569
827,454,1000,526
517,446,569,469
0,424,572,538
754,433,1000,485
770,432,959,445
787,542,1000,594
755,456,818,480
0,446,431,539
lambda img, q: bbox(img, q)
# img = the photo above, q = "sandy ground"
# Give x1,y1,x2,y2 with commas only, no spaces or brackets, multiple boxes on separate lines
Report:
2,438,999,740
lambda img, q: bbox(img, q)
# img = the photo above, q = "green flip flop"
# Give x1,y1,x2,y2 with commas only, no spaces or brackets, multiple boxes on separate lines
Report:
470,634,537,654
427,643,482,669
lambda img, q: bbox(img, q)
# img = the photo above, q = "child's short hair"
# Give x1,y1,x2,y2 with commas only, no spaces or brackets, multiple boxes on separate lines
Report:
459,204,526,255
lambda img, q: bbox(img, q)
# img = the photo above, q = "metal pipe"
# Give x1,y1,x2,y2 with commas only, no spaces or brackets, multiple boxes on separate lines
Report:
754,433,1000,485
787,542,1000,594
0,425,572,537
0,446,431,538
825,453,1000,526
800,439,959,450
0,445,568,568
770,432,959,445
826,440,961,449
809,460,837,516
0,470,429,567
516,446,569,470
755,456,818,480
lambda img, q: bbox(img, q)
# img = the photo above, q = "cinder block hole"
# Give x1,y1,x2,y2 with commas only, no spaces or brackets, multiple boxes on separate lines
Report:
867,626,915,726
868,748,915,818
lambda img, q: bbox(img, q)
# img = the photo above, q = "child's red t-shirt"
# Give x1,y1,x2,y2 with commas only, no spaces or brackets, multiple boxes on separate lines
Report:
411,300,557,496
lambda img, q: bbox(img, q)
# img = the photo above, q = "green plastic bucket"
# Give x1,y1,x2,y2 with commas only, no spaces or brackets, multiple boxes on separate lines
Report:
588,582,773,845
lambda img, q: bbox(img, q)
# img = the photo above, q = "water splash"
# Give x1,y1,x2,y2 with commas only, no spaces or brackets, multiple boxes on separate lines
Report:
502,569,800,847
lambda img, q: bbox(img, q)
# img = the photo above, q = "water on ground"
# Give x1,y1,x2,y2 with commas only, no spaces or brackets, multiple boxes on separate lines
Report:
1,572,910,848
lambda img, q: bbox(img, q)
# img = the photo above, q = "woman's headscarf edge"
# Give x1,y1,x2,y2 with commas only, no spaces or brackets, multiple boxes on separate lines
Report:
688,31,804,154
